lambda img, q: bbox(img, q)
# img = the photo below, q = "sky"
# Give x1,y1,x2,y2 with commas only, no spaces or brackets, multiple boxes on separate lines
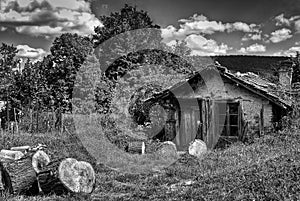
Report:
0,0,299,61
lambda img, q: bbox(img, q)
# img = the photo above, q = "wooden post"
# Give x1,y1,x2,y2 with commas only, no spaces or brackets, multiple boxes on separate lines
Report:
29,108,33,133
36,107,39,133
13,108,19,135
6,90,9,132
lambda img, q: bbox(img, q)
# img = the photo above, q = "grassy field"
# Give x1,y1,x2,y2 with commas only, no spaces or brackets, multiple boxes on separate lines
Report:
1,115,300,200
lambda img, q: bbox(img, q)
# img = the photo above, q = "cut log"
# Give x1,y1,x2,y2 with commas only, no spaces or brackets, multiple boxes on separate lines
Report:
127,141,145,154
155,141,179,160
32,150,50,174
38,158,95,195
37,159,68,195
0,150,24,161
10,146,31,152
1,156,37,194
59,158,95,194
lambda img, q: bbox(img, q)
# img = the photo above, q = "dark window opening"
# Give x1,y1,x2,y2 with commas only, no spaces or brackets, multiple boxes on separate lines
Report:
216,102,240,137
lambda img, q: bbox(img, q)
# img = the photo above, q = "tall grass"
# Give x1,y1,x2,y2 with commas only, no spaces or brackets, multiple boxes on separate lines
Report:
72,113,178,174
2,112,300,200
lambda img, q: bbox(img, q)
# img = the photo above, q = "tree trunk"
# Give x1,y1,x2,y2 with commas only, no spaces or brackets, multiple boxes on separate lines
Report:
127,141,145,154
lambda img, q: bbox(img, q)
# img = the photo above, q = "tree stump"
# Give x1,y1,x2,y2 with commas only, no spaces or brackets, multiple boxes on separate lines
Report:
127,141,145,154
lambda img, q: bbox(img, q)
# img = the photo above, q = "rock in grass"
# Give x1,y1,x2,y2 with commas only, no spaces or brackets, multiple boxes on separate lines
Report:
188,139,207,158
156,141,179,160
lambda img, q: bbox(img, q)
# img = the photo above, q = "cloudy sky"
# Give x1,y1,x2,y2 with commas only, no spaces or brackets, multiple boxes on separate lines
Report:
0,0,299,60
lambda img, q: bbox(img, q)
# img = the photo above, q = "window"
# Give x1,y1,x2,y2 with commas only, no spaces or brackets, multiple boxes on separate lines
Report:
215,102,240,137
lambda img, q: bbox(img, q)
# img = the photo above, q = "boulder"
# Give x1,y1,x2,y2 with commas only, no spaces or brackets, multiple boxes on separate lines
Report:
188,139,207,158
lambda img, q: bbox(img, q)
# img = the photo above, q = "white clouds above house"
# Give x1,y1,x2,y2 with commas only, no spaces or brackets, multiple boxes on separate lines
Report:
242,32,262,41
273,46,300,56
268,28,293,43
239,43,266,54
185,34,230,56
274,13,300,33
16,44,47,61
0,0,102,38
161,14,264,55
161,14,260,44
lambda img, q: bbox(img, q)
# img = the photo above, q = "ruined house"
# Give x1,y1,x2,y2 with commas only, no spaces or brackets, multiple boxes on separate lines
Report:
144,63,293,151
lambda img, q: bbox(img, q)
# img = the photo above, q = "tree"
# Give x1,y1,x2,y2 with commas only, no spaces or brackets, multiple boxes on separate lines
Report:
72,52,101,114
0,43,21,127
93,4,161,115
16,60,47,109
42,33,93,112
93,4,194,116
292,51,300,84
93,4,160,47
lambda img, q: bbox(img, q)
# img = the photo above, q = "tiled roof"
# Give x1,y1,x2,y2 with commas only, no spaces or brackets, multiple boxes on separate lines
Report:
220,66,292,109
145,65,292,109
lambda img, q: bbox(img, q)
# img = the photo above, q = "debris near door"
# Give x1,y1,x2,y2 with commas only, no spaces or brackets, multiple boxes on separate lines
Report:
188,139,207,159
126,141,145,154
0,144,96,196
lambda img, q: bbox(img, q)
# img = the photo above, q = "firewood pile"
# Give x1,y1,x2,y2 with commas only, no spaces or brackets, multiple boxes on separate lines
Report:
0,144,96,196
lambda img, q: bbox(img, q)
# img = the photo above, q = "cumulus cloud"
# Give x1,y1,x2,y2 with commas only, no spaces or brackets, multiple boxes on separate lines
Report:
227,22,259,33
273,46,300,56
161,14,259,43
185,34,230,56
268,28,293,43
274,13,300,32
242,32,262,41
295,20,300,33
275,14,292,26
0,0,102,37
16,44,47,60
2,0,90,12
239,43,266,53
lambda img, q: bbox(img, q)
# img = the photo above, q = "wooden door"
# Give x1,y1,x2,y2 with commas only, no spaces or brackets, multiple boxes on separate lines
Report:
174,105,201,151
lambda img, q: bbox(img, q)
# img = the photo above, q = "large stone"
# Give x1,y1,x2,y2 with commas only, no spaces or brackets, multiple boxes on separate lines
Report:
156,141,178,160
188,139,207,158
